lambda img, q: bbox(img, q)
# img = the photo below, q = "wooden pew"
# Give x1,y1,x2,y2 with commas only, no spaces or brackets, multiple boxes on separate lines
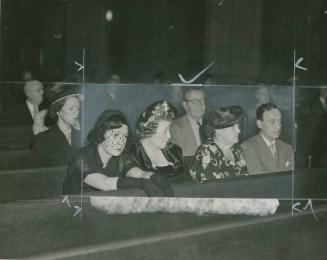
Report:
0,167,327,258
0,150,32,170
0,126,33,151
1,166,327,202
0,166,67,201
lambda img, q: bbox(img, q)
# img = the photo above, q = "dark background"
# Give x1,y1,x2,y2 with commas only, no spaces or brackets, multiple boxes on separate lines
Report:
1,0,327,84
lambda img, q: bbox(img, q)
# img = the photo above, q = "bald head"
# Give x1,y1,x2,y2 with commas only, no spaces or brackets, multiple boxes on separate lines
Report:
24,80,44,106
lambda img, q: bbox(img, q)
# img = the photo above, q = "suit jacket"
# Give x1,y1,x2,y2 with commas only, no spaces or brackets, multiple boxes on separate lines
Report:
32,124,81,167
5,102,34,127
241,134,293,175
170,115,199,157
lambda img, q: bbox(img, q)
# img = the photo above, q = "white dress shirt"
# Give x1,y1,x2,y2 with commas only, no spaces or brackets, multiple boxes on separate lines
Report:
26,100,38,121
261,133,276,159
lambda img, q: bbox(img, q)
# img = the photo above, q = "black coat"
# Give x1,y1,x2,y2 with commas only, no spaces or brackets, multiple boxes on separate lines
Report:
32,124,82,167
5,102,34,127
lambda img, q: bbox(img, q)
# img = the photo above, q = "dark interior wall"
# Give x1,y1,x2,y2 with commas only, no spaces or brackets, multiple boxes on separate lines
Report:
1,0,327,84
1,0,44,80
0,0,206,83
261,0,327,85
204,0,263,84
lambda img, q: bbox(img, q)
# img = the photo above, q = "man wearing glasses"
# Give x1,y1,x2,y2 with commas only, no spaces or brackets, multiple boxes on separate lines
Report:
170,88,206,157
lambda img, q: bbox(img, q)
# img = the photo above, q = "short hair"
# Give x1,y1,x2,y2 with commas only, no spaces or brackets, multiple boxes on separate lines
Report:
256,103,279,121
184,87,205,100
87,110,129,145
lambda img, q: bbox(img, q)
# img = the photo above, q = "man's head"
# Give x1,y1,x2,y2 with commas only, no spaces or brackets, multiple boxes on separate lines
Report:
24,80,44,106
182,88,205,122
255,86,270,105
256,103,281,141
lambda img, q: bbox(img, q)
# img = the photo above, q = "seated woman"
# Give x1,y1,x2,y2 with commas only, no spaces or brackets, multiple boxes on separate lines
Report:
123,100,184,196
189,106,248,183
64,110,167,196
32,84,82,167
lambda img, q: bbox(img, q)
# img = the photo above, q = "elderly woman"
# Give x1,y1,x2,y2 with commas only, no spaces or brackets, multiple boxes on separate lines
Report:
189,106,248,183
32,84,82,167
123,100,184,196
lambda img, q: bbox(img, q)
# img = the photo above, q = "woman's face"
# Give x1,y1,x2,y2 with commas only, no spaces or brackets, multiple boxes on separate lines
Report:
58,96,80,126
102,124,128,156
215,123,240,146
148,120,171,149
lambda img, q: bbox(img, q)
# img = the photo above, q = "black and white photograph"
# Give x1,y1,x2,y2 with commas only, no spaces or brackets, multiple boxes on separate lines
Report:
1,0,327,259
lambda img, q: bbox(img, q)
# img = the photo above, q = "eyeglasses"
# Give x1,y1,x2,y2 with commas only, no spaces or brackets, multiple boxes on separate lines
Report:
185,98,205,105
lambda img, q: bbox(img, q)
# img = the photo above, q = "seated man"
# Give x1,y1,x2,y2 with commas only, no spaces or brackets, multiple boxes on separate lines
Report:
5,80,45,131
241,103,293,174
244,85,271,139
170,87,206,157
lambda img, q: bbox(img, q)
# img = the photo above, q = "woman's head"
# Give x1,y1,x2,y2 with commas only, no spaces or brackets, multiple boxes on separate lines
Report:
136,100,176,149
46,84,82,127
206,106,243,146
88,110,129,156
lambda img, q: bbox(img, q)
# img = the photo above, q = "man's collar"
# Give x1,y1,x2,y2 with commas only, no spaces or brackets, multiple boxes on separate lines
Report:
186,115,202,124
260,133,275,146
26,99,35,108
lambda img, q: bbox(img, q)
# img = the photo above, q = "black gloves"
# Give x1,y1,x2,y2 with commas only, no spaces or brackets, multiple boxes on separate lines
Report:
117,177,163,197
150,174,174,197
117,175,174,197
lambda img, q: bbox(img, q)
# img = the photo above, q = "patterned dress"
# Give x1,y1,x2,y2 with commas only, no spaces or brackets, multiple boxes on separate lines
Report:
189,141,248,183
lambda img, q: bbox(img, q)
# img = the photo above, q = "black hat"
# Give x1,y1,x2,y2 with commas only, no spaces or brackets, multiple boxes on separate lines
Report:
136,100,176,138
207,106,243,129
48,83,82,107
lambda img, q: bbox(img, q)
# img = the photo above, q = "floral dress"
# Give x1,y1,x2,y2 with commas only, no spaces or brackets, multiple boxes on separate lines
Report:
189,141,248,183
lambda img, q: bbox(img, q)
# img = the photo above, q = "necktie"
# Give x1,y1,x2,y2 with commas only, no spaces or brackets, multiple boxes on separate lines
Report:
269,142,276,159
197,122,206,143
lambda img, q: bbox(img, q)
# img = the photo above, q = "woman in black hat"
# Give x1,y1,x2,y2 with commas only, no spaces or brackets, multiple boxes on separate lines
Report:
189,106,248,183
64,109,168,196
32,84,82,167
122,100,184,197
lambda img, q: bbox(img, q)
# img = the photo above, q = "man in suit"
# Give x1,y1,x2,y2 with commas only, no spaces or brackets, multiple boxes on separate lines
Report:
170,88,206,157
5,80,44,128
241,103,293,175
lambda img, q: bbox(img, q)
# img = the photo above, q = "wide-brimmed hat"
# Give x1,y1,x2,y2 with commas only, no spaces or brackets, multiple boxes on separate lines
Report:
136,100,176,138
48,83,83,107
207,106,243,129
